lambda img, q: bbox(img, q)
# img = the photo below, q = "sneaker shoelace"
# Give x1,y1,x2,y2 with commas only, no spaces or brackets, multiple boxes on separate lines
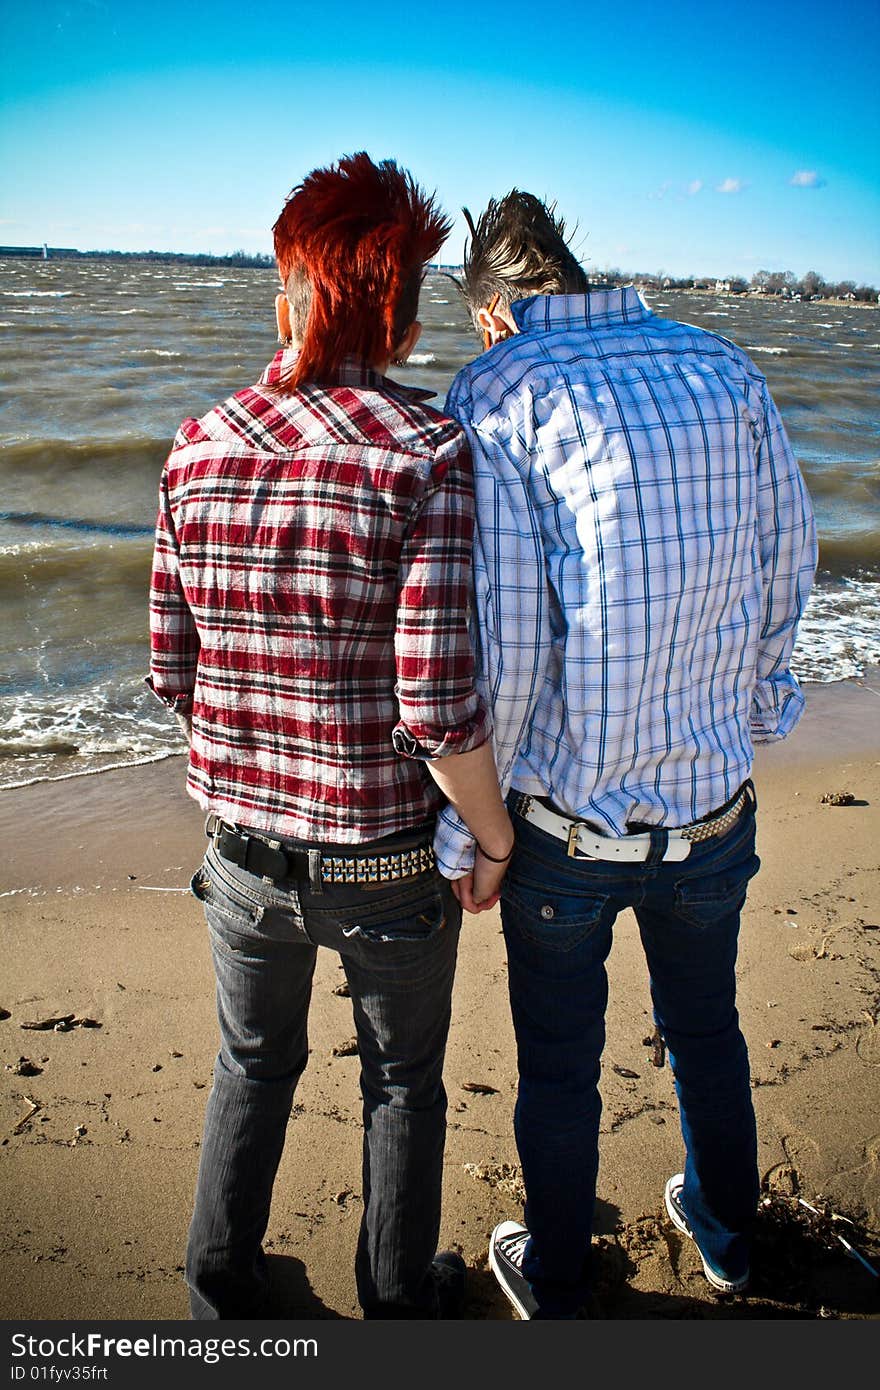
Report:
500,1231,530,1269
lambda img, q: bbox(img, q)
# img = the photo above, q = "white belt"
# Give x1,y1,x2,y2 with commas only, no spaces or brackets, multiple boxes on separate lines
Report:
514,788,750,864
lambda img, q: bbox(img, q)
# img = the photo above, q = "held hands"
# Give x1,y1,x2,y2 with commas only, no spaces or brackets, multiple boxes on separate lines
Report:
450,837,515,915
423,741,514,914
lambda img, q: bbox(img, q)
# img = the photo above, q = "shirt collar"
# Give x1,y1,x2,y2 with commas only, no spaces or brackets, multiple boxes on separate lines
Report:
259,349,436,402
511,286,653,334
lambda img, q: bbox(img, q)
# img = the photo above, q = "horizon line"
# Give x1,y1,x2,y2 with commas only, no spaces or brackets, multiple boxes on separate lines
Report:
1,246,877,295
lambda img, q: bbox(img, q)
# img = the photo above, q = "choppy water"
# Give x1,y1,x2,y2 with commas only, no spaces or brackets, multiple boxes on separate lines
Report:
1,259,878,789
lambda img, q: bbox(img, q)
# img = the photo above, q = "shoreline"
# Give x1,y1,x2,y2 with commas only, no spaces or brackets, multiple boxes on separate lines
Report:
1,672,878,1320
3,669,873,834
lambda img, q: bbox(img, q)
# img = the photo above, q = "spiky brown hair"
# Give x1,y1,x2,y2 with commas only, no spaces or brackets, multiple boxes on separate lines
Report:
459,190,588,329
272,152,450,389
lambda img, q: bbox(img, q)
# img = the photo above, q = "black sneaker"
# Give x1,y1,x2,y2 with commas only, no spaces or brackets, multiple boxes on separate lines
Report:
664,1174,749,1294
432,1250,467,1318
489,1221,539,1319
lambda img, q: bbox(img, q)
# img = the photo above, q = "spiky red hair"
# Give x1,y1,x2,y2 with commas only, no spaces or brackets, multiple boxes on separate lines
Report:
272,152,450,389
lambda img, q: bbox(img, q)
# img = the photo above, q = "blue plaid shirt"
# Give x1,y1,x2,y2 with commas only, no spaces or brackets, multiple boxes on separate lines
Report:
435,288,818,876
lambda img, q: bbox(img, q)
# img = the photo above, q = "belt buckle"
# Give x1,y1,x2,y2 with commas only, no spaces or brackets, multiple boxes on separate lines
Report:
566,822,582,858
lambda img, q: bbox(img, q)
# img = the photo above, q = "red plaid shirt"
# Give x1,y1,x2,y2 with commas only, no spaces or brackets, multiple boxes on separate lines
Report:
148,350,490,843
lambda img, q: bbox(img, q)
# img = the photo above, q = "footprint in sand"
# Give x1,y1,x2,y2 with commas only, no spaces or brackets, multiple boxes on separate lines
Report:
855,1020,880,1067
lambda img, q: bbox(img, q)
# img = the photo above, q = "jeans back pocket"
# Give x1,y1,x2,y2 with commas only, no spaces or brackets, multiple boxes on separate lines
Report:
338,877,452,944
501,877,609,953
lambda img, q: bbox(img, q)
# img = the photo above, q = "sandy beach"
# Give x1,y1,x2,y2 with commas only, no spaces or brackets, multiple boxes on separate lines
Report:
1,673,878,1322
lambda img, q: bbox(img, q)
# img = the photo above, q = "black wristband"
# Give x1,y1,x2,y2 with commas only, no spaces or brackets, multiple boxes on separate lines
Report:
476,841,515,864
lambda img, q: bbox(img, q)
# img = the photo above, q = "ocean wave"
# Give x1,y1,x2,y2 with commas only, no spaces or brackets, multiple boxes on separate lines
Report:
746,345,788,354
0,683,185,790
813,531,880,575
2,290,72,298
792,577,880,682
132,349,182,357
0,748,182,791
0,434,169,477
406,352,436,365
0,535,151,592
0,511,155,540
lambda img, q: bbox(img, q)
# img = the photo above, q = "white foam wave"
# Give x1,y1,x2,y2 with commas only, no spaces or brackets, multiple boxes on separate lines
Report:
406,352,436,365
746,345,788,355
174,281,226,289
132,349,182,357
792,578,880,683
2,290,71,298
0,748,183,791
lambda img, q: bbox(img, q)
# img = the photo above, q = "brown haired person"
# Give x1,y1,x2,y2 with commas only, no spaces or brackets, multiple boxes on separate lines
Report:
147,154,512,1320
435,191,817,1317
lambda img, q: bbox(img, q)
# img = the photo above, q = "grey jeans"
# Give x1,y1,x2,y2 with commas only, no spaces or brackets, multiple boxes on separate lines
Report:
185,826,461,1319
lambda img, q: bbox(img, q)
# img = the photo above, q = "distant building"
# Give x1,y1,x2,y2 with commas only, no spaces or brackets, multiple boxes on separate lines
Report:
0,245,78,259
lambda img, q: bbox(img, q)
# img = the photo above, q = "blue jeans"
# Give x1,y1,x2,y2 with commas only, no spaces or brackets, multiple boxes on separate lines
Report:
500,789,761,1316
185,826,461,1320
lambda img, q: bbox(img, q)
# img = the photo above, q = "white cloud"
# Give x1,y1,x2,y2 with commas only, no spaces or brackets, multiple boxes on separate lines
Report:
687,180,703,196
716,178,746,195
790,170,825,188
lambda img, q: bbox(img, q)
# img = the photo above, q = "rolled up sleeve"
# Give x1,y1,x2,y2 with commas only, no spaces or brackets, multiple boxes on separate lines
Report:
146,462,200,714
392,429,491,761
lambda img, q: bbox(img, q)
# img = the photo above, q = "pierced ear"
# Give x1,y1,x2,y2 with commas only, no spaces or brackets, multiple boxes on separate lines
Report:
476,306,510,349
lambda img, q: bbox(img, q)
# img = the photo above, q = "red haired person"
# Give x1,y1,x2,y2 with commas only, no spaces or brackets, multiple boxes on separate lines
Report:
148,154,512,1319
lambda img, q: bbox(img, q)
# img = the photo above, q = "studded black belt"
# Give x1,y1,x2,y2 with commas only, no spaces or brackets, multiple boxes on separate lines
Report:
205,815,436,885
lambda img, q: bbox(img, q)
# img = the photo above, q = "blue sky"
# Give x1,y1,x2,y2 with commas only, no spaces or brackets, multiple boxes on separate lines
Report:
2,0,879,283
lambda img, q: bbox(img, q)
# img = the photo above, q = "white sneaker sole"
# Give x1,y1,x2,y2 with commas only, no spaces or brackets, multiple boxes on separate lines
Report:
664,1175,749,1295
489,1221,534,1319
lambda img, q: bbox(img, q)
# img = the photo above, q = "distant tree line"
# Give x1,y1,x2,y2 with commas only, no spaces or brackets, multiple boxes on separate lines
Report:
595,265,878,303
0,246,276,269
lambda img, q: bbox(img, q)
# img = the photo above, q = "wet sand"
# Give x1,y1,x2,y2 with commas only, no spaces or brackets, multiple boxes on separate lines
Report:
1,673,878,1321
